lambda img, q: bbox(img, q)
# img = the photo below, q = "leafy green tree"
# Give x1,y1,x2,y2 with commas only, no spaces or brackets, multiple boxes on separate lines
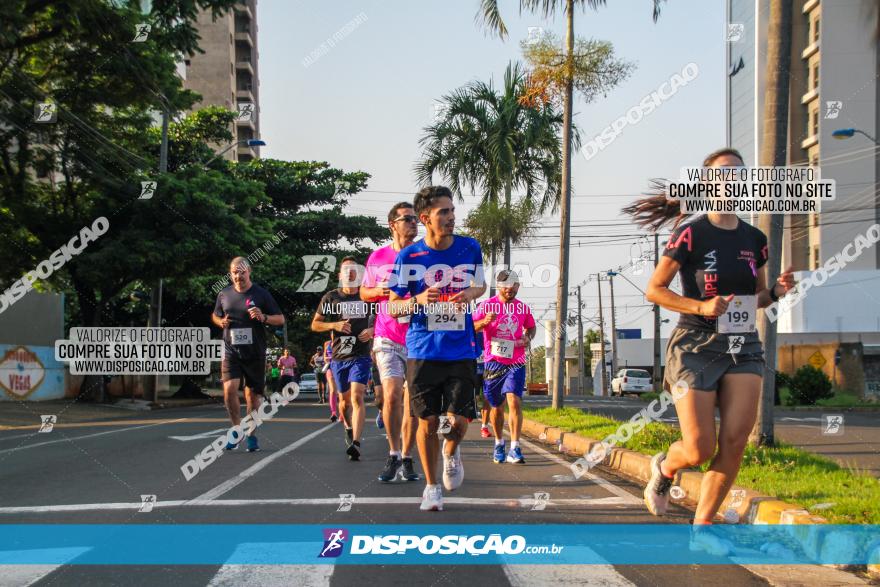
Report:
477,0,662,410
415,62,570,266
789,365,833,406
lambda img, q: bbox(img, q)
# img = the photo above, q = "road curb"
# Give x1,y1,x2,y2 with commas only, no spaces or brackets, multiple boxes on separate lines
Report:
521,416,827,526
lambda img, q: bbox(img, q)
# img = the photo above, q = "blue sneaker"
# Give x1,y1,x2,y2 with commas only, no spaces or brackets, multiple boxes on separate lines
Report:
493,442,506,464
224,439,240,451
506,446,525,464
246,435,260,452
376,412,385,430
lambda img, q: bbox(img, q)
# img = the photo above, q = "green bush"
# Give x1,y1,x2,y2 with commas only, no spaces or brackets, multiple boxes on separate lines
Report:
789,365,833,405
774,371,792,406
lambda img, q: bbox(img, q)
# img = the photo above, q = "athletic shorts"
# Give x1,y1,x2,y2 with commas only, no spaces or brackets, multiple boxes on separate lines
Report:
483,361,526,407
407,359,477,419
373,336,407,380
664,327,764,392
279,374,296,394
331,356,372,391
221,351,266,394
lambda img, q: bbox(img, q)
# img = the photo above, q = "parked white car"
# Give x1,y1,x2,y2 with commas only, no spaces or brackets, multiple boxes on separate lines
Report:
611,369,652,396
297,373,319,398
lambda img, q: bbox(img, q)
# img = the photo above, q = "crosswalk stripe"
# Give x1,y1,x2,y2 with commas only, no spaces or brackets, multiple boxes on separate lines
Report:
207,543,334,587
0,548,91,586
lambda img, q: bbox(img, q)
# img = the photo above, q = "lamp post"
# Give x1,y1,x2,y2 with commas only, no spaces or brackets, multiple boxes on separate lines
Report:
203,139,267,168
831,128,879,145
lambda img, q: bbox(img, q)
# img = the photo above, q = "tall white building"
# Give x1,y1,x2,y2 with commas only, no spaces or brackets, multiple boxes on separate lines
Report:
725,0,879,271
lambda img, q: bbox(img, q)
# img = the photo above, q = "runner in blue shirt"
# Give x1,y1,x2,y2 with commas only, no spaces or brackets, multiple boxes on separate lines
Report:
388,186,486,512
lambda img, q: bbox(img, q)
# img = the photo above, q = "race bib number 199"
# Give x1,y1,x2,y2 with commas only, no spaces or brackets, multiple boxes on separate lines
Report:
717,295,757,334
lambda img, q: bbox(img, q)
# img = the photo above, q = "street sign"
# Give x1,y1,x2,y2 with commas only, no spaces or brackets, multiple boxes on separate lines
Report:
808,350,826,369
834,349,841,366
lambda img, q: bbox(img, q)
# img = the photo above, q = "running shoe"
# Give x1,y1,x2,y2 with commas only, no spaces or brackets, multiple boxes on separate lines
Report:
346,441,361,461
224,439,240,451
246,435,260,453
442,441,464,491
506,446,525,464
376,412,385,430
493,442,506,464
480,426,491,438
644,452,673,516
689,524,733,556
420,485,443,511
329,414,338,423
401,457,419,481
344,427,353,447
377,455,401,482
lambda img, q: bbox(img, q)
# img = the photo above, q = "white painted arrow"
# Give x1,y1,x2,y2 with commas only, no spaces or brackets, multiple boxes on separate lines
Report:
168,428,227,441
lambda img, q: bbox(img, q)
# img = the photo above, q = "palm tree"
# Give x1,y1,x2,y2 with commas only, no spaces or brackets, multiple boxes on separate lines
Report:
752,0,792,447
415,62,570,268
478,0,665,410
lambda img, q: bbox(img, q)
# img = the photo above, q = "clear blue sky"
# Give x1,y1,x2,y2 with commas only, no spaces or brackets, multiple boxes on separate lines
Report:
257,0,726,344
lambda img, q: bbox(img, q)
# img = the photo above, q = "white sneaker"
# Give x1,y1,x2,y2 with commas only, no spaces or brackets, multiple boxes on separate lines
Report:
442,442,464,491
689,526,733,556
643,452,673,516
420,485,443,511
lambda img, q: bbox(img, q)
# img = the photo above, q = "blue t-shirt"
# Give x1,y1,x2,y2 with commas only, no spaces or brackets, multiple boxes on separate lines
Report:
390,235,483,361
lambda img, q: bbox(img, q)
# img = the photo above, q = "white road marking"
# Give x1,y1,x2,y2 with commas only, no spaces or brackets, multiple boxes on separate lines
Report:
503,549,636,586
208,543,333,587
0,548,91,586
191,422,337,502
168,428,228,441
0,496,633,515
0,419,187,455
518,437,641,505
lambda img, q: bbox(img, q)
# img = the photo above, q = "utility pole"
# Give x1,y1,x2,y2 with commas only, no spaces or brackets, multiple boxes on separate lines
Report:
146,107,169,403
597,274,608,396
577,285,584,395
653,233,662,392
608,271,618,377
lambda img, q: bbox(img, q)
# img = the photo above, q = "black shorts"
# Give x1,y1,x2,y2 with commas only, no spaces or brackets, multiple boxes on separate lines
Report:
222,353,266,394
407,359,477,419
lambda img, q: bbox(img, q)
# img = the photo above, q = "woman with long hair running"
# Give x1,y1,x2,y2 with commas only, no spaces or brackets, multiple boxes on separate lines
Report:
623,147,795,528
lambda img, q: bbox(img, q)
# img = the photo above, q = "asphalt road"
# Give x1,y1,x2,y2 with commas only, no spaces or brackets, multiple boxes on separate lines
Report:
524,395,880,476
0,399,867,586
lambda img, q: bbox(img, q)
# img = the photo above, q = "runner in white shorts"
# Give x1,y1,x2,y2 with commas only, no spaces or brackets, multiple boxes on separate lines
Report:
362,202,420,482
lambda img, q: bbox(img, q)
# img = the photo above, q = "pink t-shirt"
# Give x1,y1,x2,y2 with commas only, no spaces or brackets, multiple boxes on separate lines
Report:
473,295,536,365
277,356,297,376
363,244,409,345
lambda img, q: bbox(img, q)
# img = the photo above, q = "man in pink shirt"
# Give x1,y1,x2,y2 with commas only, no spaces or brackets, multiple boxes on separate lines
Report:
361,202,420,483
473,269,536,465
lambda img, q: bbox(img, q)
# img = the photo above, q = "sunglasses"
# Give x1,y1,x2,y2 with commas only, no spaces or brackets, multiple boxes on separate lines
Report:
393,215,418,223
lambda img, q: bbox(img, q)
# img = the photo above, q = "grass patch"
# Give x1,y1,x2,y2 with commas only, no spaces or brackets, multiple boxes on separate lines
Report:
524,406,880,524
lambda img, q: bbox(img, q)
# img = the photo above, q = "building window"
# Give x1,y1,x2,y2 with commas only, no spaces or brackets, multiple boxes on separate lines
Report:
812,213,818,228
807,103,819,137
809,14,820,44
812,245,820,269
811,61,819,90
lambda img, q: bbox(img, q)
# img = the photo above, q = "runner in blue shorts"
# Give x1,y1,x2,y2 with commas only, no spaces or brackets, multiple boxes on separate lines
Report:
473,269,536,464
311,257,375,461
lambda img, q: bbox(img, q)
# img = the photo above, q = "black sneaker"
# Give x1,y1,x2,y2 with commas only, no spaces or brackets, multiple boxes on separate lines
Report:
330,414,338,423
344,427,353,447
346,441,361,461
401,457,419,481
377,455,401,482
